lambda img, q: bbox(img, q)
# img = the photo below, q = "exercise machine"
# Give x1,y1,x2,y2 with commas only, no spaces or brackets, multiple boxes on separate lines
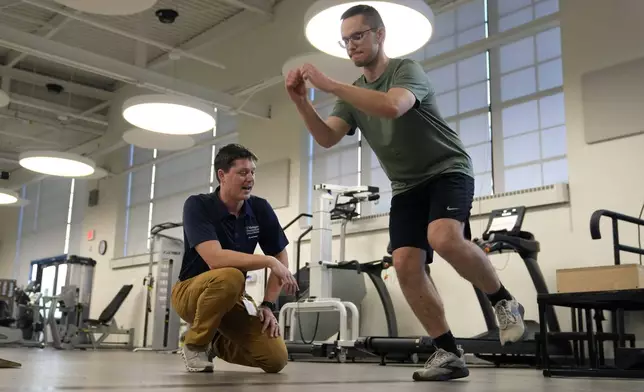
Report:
65,284,134,350
357,206,573,366
0,279,45,348
134,222,184,353
26,255,96,349
30,254,96,314
278,183,381,362
539,209,644,379
47,284,84,349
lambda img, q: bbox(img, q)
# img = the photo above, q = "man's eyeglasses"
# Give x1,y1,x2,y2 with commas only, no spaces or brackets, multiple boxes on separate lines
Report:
338,28,376,49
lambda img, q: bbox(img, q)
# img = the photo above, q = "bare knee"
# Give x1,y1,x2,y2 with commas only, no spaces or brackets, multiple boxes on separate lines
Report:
392,247,427,283
428,219,467,260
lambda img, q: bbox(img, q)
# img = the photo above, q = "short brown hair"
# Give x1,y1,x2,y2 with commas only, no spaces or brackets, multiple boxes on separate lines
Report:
340,4,384,29
214,143,258,182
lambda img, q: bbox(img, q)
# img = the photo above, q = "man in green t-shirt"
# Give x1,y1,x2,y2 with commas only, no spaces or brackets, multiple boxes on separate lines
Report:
286,4,526,381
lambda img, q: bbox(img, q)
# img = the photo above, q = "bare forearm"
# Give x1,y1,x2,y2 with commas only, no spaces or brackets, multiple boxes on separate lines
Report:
331,82,397,118
264,252,289,302
263,273,283,303
206,249,272,271
295,99,336,148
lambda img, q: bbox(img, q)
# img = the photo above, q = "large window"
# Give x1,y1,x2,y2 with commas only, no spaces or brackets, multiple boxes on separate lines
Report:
427,51,493,197
423,0,488,60
493,26,566,192
302,89,362,216
151,147,213,240
14,176,84,283
123,147,155,257
121,110,238,256
301,0,566,217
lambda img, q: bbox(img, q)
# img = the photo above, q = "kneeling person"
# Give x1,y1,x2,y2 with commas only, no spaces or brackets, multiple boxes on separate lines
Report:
171,144,298,373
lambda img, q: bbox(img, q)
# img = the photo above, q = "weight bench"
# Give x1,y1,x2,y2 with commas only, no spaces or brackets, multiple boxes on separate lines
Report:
74,284,135,350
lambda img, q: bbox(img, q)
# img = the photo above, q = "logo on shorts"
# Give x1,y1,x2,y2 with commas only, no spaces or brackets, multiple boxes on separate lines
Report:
246,225,260,239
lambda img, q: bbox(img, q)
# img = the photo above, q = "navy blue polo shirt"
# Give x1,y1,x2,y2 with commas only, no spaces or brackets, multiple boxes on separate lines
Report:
178,188,289,281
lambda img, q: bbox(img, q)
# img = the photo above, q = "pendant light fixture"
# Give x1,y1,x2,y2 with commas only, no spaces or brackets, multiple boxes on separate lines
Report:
0,188,19,205
19,151,96,177
53,0,158,15
304,0,435,59
122,128,196,151
122,94,216,135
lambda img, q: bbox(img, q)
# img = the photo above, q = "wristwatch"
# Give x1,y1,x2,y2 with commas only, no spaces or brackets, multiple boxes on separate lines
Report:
260,301,276,311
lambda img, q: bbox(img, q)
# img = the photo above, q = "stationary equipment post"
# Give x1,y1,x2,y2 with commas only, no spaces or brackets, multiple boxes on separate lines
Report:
309,186,334,299
278,183,379,361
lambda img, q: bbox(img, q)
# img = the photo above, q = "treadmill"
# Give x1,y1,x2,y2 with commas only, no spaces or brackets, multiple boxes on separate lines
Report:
357,206,572,366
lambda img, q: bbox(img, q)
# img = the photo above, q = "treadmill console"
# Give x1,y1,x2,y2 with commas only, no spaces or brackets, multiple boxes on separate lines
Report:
483,206,526,238
475,206,539,255
314,184,380,221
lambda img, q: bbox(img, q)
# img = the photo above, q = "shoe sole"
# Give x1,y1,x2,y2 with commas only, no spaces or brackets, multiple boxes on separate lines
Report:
180,350,214,373
413,367,470,381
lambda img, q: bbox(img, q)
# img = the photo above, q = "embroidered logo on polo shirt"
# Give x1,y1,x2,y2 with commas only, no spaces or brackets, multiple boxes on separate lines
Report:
246,225,260,239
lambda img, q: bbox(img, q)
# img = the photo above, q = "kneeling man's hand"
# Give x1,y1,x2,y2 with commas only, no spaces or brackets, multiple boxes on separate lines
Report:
258,306,280,338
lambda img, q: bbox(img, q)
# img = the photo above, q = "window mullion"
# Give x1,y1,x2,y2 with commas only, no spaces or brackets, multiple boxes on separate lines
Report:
487,0,505,194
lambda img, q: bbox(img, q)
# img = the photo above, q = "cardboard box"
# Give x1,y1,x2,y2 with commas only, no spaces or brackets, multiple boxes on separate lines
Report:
556,264,644,293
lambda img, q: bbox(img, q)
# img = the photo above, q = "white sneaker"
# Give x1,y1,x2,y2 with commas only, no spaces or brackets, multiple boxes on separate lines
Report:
412,348,469,381
494,298,526,345
180,344,214,373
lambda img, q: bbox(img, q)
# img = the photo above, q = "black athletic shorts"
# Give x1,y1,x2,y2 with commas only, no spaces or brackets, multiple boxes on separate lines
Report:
388,172,474,263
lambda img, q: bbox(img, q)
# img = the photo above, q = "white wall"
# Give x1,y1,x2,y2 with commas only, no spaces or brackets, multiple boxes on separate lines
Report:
0,0,642,349
78,174,152,346
0,207,19,279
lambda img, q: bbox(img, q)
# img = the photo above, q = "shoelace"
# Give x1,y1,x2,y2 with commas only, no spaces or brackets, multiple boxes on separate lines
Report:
495,301,516,329
424,349,450,368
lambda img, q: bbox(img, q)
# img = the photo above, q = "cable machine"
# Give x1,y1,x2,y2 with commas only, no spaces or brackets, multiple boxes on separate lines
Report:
134,222,184,353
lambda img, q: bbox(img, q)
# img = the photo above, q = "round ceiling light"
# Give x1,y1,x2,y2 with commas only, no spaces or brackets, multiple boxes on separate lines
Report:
0,90,9,108
19,151,96,177
84,167,109,180
0,188,19,205
282,52,362,89
123,128,196,151
54,0,158,15
304,0,434,59
122,94,216,135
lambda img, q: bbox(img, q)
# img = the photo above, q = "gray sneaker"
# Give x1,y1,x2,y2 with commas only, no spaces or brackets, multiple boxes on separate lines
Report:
412,348,469,381
180,344,214,373
495,298,526,345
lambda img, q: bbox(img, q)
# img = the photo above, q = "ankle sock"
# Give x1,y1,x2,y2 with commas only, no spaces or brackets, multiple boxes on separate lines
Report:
487,284,513,305
433,330,459,356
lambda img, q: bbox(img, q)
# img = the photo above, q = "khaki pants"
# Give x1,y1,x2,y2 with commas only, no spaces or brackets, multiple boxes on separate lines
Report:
171,267,288,373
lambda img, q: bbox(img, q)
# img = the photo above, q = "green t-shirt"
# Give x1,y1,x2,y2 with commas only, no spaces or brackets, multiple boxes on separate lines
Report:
330,58,474,196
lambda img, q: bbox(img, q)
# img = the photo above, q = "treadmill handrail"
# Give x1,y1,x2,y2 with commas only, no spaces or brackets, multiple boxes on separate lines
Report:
282,213,313,231
150,222,183,236
589,209,644,265
481,232,540,254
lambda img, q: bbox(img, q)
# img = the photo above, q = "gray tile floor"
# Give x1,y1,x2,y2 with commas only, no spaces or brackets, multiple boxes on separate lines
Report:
0,348,641,391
